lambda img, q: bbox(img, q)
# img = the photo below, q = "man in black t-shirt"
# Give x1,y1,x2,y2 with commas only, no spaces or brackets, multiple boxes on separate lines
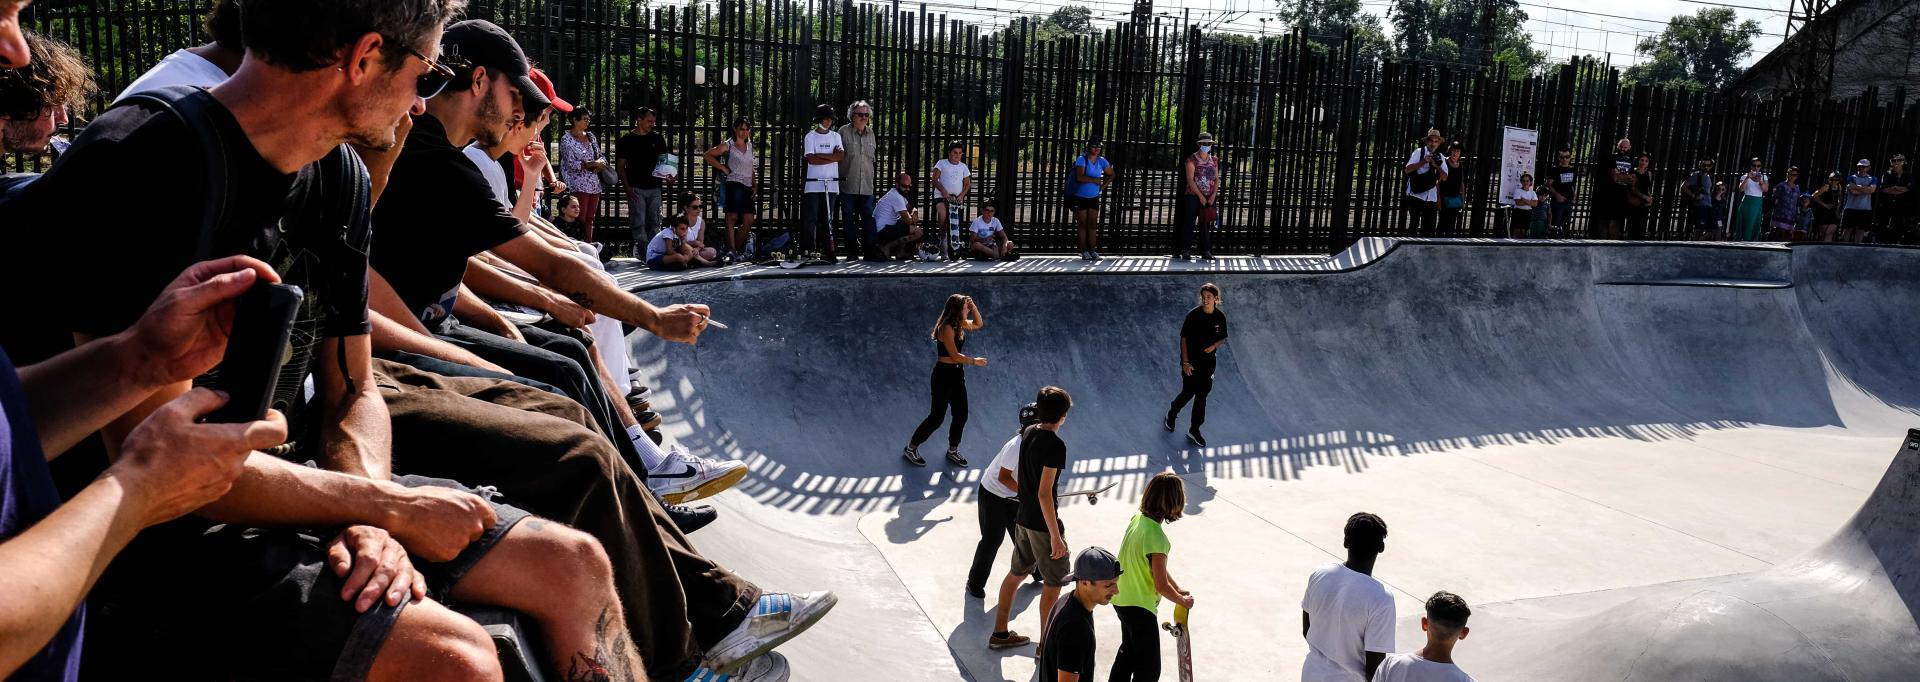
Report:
1594,138,1636,239
0,3,654,679
1877,154,1913,243
1039,546,1123,682
616,106,671,253
1546,147,1577,235
1166,283,1228,447
992,386,1075,650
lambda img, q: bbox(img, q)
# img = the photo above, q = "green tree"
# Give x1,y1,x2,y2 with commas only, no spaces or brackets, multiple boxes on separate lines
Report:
1035,6,1097,42
1279,0,1391,63
1624,7,1761,91
1389,0,1544,73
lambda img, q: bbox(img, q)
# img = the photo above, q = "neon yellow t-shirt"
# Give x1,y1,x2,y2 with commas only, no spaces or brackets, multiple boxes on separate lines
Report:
1113,513,1172,610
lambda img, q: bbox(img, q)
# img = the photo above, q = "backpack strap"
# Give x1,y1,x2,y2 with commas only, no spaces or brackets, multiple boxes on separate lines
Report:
114,85,230,262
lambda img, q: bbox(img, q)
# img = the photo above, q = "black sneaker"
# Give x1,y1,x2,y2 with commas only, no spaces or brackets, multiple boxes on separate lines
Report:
667,502,718,534
1187,430,1207,447
966,584,986,599
1164,413,1176,432
946,447,969,466
1201,251,1216,261
902,445,927,466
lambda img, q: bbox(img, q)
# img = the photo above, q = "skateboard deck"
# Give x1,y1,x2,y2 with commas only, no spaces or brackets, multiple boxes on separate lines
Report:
1162,603,1192,682
1056,480,1118,504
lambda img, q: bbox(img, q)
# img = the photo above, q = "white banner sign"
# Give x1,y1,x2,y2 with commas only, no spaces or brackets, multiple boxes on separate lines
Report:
1499,126,1539,206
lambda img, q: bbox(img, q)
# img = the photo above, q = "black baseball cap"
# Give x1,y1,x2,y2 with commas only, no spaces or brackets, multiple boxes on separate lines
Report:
441,20,550,114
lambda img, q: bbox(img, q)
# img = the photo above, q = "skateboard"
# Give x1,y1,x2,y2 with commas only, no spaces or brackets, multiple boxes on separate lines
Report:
1056,480,1118,505
945,204,964,261
1162,603,1192,682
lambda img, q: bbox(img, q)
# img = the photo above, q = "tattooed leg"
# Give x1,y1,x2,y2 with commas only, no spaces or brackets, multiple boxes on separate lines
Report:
449,518,647,680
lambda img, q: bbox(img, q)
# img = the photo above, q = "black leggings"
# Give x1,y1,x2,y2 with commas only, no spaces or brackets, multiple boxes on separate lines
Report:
1167,365,1213,429
910,365,968,448
1110,605,1162,682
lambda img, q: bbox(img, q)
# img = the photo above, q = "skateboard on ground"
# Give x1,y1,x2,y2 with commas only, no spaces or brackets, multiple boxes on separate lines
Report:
1056,480,1118,505
1162,603,1192,682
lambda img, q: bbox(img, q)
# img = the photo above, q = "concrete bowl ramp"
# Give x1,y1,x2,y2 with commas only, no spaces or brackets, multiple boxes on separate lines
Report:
617,241,1920,681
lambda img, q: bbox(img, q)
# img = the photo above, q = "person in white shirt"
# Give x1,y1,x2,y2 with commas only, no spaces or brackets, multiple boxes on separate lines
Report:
1403,128,1448,235
1509,173,1540,238
1374,592,1476,682
676,191,719,262
1302,512,1394,682
932,142,972,231
966,201,1016,261
646,214,713,271
872,172,924,259
113,0,241,102
800,104,846,260
965,402,1042,598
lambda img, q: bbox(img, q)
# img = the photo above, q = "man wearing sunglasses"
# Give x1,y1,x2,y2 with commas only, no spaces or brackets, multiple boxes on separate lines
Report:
840,100,878,260
1,1,671,681
371,19,833,682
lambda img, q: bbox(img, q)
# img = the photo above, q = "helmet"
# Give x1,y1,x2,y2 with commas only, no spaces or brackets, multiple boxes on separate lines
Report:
1019,402,1040,427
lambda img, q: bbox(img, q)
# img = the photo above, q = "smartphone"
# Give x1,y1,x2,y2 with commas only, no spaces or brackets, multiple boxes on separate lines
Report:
204,282,303,424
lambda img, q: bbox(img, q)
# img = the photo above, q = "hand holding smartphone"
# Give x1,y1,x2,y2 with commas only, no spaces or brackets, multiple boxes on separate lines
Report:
203,282,302,424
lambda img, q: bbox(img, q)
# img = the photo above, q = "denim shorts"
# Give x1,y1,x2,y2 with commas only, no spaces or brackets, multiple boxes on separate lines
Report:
722,182,756,215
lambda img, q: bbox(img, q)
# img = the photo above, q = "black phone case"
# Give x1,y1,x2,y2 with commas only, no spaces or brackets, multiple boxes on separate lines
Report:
204,283,302,424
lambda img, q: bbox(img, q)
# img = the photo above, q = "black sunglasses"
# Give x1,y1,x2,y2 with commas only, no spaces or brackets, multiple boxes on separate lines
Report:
405,46,458,99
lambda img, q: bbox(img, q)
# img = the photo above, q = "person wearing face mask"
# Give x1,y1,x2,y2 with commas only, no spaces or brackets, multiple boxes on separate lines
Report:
1175,133,1220,260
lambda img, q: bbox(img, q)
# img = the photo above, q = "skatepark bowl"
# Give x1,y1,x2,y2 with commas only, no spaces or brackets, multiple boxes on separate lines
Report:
614,239,1920,681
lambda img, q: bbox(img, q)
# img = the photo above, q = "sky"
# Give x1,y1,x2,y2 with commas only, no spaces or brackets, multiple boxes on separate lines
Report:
858,0,1795,68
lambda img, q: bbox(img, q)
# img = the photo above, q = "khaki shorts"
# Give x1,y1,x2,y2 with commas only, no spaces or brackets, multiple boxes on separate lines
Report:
1009,524,1072,587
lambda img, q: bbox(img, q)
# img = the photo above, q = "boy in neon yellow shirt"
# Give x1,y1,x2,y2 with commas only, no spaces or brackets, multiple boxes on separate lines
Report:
1110,472,1195,680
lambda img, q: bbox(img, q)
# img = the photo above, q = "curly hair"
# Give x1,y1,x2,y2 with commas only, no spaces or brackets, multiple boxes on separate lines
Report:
0,32,97,120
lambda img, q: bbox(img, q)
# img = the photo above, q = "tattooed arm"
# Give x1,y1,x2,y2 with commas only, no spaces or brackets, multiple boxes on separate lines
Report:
490,231,710,343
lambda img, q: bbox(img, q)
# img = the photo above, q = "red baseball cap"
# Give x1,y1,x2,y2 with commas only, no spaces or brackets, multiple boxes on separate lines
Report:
528,68,572,113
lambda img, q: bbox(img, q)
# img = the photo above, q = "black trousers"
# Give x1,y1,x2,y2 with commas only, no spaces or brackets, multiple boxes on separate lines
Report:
1174,194,1212,256
1109,605,1162,682
800,191,837,255
1403,195,1438,235
910,364,968,448
967,487,1020,591
1168,363,1214,429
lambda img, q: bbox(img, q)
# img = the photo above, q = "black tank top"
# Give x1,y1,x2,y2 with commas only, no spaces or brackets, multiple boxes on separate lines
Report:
936,327,965,363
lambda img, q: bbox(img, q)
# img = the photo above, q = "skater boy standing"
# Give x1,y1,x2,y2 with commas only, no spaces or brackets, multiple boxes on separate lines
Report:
989,386,1074,650
1166,283,1227,447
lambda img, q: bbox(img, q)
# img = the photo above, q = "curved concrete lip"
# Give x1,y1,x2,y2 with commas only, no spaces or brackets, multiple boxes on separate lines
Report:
618,240,1920,681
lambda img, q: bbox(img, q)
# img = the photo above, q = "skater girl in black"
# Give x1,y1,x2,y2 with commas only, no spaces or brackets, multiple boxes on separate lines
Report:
904,294,987,466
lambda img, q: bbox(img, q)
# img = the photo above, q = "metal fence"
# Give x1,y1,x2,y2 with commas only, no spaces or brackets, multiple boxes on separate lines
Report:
21,0,1920,254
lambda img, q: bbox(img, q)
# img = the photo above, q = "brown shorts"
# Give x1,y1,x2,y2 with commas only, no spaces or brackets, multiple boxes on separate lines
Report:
1009,524,1072,587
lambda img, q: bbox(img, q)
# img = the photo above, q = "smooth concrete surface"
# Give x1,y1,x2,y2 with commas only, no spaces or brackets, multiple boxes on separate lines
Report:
624,241,1920,681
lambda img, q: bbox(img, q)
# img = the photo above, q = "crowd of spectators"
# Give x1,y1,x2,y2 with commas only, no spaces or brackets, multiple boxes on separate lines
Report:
0,2,833,681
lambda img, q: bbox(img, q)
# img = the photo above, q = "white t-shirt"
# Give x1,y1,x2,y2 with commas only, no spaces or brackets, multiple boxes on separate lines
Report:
980,434,1022,499
933,159,971,197
644,229,680,262
463,145,511,206
1301,563,1396,682
1405,147,1440,202
114,49,229,102
803,128,844,193
874,189,911,233
1373,653,1475,682
1740,172,1768,197
969,215,1003,240
1511,188,1537,207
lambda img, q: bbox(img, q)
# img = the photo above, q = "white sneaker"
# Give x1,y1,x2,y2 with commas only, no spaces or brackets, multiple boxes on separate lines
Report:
705,592,837,674
683,651,789,681
647,445,749,505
